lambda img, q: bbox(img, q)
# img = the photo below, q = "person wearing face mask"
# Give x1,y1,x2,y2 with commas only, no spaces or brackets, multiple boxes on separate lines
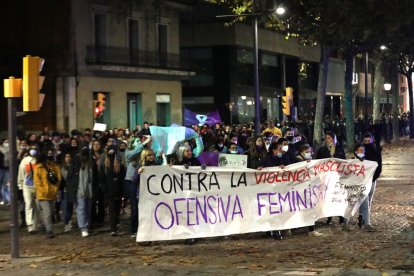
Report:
316,132,346,225
214,137,228,153
257,141,290,240
17,145,40,233
359,132,382,231
259,142,290,169
293,144,323,237
246,136,267,169
33,151,62,238
100,146,125,236
227,143,241,155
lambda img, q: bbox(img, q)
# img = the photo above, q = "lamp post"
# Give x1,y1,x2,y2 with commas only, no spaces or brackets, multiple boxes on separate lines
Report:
217,1,285,134
384,83,391,115
364,52,369,130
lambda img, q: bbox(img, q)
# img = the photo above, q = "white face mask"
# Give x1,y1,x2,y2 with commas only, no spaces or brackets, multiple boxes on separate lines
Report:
281,145,289,152
230,150,238,154
356,153,365,159
276,152,283,158
3,143,9,148
29,149,38,156
304,152,312,160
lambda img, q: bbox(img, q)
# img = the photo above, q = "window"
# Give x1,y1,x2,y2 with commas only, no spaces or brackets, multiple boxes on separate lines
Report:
93,92,110,126
128,19,140,50
94,14,107,47
156,94,171,126
127,93,143,131
158,24,168,53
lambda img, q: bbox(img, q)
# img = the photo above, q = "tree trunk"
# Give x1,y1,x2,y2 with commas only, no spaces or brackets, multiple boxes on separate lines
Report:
407,72,414,138
313,45,332,151
391,62,400,143
344,52,354,152
372,57,383,121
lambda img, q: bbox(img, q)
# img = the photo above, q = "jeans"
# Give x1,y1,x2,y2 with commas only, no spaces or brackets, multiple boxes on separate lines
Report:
61,191,74,225
125,180,139,234
359,181,377,225
37,200,54,232
0,168,10,203
23,186,39,232
76,198,91,231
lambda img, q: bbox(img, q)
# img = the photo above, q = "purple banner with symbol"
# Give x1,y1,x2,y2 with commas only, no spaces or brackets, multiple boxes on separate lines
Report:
184,108,222,127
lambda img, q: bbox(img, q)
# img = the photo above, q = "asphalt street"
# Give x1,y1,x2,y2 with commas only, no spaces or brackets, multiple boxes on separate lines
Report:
0,141,413,276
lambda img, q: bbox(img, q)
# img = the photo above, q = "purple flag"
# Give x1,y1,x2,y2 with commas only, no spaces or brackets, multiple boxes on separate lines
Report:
197,151,219,166
184,108,222,127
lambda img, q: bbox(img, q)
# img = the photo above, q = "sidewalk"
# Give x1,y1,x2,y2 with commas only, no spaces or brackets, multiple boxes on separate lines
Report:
0,142,413,275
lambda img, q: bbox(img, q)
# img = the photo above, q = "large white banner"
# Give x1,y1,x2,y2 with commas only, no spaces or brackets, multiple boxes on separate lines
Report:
137,158,377,242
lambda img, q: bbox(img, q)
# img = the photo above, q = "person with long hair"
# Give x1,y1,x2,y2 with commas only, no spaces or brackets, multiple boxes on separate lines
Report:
246,135,267,169
100,146,125,236
293,144,323,237
90,139,105,228
61,153,78,233
316,131,346,226
33,151,61,238
76,148,93,237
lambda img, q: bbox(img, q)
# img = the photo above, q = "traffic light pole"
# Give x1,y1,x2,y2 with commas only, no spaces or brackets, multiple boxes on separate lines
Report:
8,98,19,258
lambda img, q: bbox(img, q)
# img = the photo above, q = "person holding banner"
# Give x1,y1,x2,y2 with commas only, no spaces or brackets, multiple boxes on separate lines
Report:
316,132,346,226
174,144,202,245
246,136,267,169
359,132,382,231
124,135,152,238
293,144,323,237
258,141,290,240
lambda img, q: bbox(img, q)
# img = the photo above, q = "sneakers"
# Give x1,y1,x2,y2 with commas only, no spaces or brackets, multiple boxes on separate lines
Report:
64,224,72,233
110,231,118,237
81,230,89,237
308,230,323,237
271,231,283,240
130,233,137,239
46,231,55,239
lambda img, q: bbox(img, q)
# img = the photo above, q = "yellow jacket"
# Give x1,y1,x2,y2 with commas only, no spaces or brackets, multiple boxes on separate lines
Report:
34,161,62,200
262,126,282,137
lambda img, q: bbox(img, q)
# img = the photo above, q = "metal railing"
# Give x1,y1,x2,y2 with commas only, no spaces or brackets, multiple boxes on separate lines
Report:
85,45,190,70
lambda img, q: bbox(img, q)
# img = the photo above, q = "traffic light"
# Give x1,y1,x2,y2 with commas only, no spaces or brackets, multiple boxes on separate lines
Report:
23,55,45,111
97,92,106,111
4,77,22,98
282,87,294,116
94,92,106,118
282,95,290,115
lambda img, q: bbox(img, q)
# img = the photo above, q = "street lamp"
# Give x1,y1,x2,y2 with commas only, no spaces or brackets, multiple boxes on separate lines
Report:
217,1,285,134
384,83,391,115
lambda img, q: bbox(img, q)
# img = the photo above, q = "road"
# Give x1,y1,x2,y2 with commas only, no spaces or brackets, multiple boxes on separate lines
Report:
0,141,413,276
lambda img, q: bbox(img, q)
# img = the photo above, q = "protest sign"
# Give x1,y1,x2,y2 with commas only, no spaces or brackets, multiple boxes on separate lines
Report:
93,123,107,132
218,153,247,168
137,158,377,242
149,126,186,155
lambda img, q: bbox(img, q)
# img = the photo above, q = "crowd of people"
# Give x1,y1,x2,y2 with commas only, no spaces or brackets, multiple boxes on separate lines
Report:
0,117,383,242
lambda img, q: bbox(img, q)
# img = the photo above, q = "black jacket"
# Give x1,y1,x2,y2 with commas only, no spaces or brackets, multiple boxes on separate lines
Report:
364,143,382,181
261,154,291,168
316,144,346,159
175,156,201,166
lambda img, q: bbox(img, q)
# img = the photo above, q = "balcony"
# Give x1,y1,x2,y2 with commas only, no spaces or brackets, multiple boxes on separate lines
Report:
85,45,190,71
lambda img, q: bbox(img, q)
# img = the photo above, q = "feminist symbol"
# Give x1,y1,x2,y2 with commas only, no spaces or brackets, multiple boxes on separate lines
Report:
196,114,208,126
